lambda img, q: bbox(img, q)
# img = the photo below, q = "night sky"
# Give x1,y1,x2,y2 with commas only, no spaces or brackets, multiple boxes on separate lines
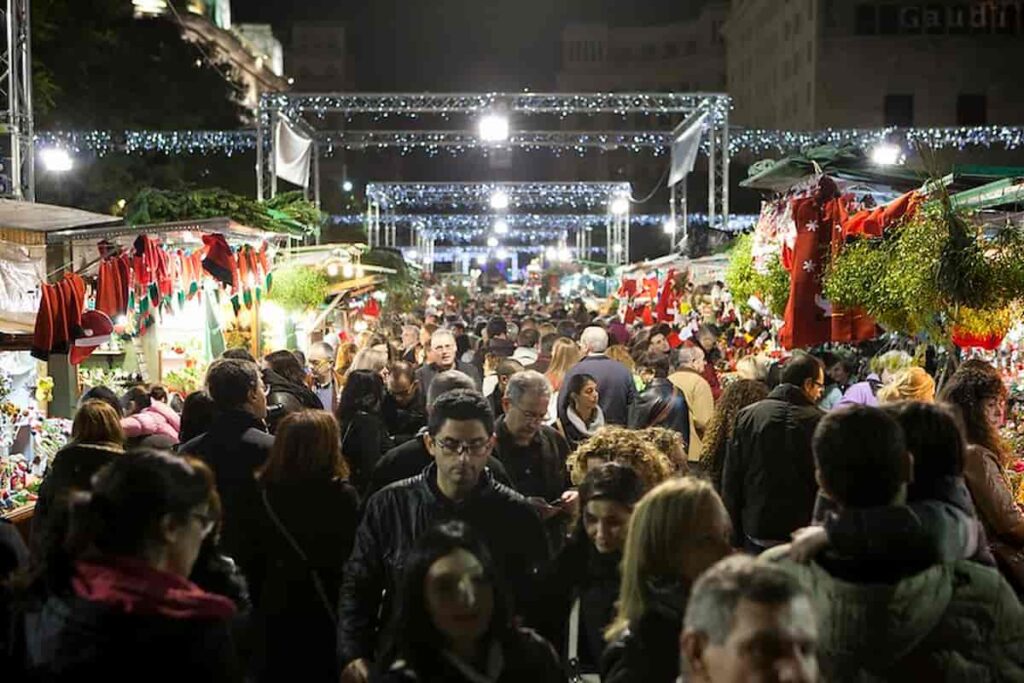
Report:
233,0,709,90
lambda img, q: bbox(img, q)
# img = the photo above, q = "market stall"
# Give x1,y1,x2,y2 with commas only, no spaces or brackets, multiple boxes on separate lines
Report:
0,200,121,529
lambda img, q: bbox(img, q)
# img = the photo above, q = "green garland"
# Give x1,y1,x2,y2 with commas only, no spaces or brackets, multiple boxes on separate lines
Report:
725,233,791,317
266,265,329,312
123,188,322,236
823,199,1024,340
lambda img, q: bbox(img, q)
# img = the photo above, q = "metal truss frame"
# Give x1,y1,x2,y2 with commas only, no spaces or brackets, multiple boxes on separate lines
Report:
0,0,32,200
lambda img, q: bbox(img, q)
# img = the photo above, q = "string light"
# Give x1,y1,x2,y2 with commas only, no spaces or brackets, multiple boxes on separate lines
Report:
494,219,509,234
368,182,631,212
487,236,499,247
33,125,1024,158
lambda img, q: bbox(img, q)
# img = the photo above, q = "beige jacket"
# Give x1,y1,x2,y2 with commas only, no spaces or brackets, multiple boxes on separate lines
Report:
667,369,715,461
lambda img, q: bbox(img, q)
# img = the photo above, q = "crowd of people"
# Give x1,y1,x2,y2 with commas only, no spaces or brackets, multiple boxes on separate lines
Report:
2,293,1024,681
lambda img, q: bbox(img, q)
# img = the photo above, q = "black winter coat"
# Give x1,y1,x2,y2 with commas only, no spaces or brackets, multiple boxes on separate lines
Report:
27,595,240,681
722,384,823,546
627,377,691,439
264,369,324,432
378,628,563,683
340,411,392,495
338,464,549,668
31,443,122,560
533,532,620,676
380,389,427,446
248,478,359,683
601,579,688,683
415,361,483,395
179,411,274,568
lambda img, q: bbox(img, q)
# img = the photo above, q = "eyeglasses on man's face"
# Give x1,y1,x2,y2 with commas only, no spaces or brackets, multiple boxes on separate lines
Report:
435,438,491,455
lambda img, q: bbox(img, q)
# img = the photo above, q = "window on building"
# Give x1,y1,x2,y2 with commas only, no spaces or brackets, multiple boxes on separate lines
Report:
884,94,914,126
878,4,899,34
664,42,680,58
855,4,876,35
957,94,987,126
641,43,657,60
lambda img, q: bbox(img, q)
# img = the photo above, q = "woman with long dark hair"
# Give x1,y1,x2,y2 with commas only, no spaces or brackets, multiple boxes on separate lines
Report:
534,463,645,681
335,369,391,494
699,379,769,490
250,410,359,683
559,373,603,449
941,367,1024,592
22,450,240,680
177,390,218,444
380,521,563,682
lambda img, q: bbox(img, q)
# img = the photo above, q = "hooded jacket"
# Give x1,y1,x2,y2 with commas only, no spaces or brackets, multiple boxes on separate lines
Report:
768,556,1024,681
121,400,180,443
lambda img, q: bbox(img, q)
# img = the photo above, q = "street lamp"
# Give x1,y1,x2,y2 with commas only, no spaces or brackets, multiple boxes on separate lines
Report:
342,180,354,192
610,196,629,215
490,190,510,210
478,114,510,143
40,148,73,173
870,143,902,166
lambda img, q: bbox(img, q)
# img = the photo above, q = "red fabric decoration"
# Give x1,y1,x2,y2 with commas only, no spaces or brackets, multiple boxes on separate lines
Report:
951,328,1006,351
201,234,235,287
841,190,921,239
641,305,654,327
655,269,678,323
779,184,836,350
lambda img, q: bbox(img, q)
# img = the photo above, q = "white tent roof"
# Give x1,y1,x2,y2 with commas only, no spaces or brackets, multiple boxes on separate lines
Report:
0,199,120,233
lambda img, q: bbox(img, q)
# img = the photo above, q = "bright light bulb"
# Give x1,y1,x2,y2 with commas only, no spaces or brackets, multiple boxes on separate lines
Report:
494,219,509,234
495,247,508,259
663,219,676,235
490,190,510,210
408,250,419,261
487,236,499,248
612,244,623,253
342,263,355,279
610,197,629,215
326,262,339,277
870,143,902,166
559,247,573,261
40,148,73,173
353,320,368,333
342,180,354,192
545,246,558,260
478,114,510,142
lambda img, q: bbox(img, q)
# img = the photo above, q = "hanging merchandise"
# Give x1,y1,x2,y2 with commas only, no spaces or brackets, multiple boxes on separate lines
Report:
31,273,86,361
69,310,114,366
202,233,236,287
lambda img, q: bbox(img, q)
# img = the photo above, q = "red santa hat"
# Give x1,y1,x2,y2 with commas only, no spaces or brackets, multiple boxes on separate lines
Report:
70,310,114,365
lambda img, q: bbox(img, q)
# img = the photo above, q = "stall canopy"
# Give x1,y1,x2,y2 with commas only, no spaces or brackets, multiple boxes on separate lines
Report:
0,199,121,236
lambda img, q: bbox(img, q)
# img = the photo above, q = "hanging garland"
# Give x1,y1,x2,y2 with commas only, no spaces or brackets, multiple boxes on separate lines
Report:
123,188,321,237
823,198,1024,343
725,233,791,318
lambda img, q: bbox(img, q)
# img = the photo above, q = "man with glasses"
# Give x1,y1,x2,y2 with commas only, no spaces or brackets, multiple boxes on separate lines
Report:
180,358,273,565
722,351,825,555
307,341,339,412
496,371,574,520
339,389,548,683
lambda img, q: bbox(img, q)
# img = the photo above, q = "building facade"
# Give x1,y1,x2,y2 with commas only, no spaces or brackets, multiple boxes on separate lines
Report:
557,3,728,92
726,0,1024,128
287,22,354,92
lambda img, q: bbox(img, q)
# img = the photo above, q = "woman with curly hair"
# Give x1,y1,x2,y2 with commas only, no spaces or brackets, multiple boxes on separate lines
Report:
877,366,936,404
699,379,769,491
940,366,1024,593
568,425,674,491
641,426,688,474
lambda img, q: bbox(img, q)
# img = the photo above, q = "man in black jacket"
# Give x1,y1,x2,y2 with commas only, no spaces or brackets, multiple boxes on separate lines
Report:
179,358,274,564
338,390,548,682
722,351,824,553
366,370,512,498
414,328,482,393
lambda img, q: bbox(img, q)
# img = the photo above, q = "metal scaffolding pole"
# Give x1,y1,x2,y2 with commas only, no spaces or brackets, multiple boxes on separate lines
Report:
0,0,33,200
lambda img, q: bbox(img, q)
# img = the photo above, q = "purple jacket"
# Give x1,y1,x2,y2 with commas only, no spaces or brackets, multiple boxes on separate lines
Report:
834,374,881,409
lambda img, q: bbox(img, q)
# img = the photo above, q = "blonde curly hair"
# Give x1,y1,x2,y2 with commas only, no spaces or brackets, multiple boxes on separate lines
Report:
569,425,675,490
641,426,688,474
